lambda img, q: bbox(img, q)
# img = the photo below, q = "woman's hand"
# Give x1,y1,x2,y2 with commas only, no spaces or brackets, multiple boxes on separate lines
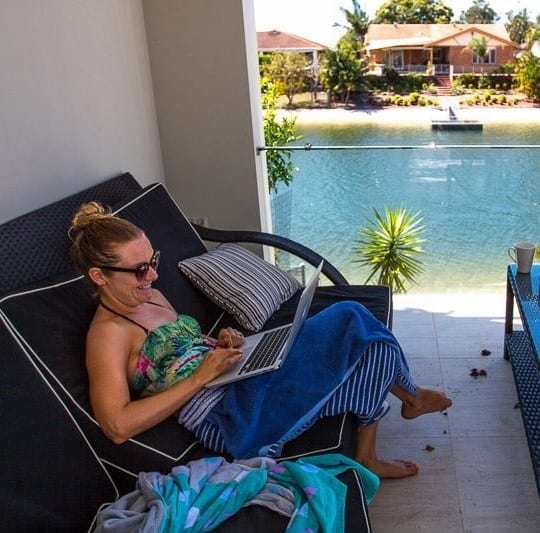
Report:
194,346,243,384
217,327,245,348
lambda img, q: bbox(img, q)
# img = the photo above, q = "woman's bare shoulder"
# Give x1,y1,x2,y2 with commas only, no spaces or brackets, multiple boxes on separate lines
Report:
86,310,137,360
88,306,127,334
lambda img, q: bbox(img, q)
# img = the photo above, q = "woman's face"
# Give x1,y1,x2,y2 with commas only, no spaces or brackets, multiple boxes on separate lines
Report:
98,234,159,307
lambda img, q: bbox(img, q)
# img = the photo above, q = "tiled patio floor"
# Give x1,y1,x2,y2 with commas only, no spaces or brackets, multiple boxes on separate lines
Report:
368,292,540,533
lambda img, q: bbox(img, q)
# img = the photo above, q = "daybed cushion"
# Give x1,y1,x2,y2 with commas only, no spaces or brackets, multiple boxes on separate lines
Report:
178,243,302,331
0,172,142,296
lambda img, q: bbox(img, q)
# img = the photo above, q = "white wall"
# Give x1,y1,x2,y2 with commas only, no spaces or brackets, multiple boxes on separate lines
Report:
0,0,268,236
0,1,164,223
142,0,270,233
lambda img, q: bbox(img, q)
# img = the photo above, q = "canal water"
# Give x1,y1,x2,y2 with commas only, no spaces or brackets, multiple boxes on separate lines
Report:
271,118,540,293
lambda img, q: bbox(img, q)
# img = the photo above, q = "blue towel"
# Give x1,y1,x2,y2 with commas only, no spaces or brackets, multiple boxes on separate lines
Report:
206,301,402,458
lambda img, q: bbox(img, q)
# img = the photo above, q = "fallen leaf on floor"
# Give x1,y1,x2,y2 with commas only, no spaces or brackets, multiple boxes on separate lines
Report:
424,444,435,452
470,368,488,378
481,349,491,356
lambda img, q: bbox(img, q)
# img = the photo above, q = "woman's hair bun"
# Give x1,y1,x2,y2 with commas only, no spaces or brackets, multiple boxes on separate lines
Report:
70,201,113,231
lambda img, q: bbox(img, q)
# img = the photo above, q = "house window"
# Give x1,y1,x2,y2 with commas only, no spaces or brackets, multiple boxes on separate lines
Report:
473,48,496,64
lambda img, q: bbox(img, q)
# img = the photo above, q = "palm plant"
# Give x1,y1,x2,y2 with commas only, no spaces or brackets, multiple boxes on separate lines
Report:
355,207,426,293
467,36,489,62
339,0,370,40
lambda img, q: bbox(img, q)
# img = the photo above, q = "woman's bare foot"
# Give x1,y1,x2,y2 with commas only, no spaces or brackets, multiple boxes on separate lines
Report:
360,458,419,479
401,387,452,419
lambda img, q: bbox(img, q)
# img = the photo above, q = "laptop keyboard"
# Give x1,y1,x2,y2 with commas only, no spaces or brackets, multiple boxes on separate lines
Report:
238,326,292,375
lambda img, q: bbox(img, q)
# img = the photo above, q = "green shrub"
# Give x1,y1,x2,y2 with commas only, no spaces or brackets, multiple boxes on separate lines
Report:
456,73,476,89
478,74,491,89
384,67,401,85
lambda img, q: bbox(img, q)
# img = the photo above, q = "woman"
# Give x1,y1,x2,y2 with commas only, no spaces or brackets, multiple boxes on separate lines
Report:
70,202,451,479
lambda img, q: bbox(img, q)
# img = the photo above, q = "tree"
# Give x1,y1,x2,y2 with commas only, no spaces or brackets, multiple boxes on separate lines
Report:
458,0,498,24
339,0,370,40
505,9,533,44
261,52,311,106
515,28,540,102
319,32,368,106
373,0,453,24
261,84,300,192
468,36,489,62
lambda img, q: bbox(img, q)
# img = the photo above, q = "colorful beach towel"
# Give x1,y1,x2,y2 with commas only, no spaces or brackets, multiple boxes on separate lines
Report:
94,453,379,533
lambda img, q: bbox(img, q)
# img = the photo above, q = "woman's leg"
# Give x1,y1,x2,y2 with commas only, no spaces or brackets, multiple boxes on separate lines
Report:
355,421,419,479
378,331,452,418
391,383,452,419
341,340,450,478
316,341,414,477
318,341,419,478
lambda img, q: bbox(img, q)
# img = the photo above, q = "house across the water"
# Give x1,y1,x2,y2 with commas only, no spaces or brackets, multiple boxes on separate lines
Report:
365,23,518,77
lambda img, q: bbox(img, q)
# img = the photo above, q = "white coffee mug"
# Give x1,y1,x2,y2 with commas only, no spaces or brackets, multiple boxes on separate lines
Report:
508,242,536,274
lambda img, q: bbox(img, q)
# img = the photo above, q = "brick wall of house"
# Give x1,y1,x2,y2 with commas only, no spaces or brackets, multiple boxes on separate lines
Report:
370,44,515,73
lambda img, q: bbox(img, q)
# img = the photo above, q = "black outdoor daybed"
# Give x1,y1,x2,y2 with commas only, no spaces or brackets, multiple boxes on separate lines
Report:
0,173,392,532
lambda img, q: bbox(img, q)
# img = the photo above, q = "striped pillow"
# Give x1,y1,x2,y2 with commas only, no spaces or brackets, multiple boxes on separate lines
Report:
178,243,302,331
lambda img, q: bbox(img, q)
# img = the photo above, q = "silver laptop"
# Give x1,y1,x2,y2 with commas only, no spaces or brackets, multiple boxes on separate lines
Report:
206,261,323,387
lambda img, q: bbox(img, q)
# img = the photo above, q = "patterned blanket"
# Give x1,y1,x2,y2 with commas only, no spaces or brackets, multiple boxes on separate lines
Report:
95,453,379,533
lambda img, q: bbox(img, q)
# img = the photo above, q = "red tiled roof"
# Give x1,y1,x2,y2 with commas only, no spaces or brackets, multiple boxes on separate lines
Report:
365,23,515,50
257,30,327,52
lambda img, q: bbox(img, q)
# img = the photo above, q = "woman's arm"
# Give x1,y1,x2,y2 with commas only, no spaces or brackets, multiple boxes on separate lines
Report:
86,320,242,444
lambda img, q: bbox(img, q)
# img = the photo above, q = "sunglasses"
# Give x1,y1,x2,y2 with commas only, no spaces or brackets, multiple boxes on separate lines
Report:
97,250,160,282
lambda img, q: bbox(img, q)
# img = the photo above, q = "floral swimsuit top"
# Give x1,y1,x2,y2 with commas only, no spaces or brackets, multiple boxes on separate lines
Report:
100,301,214,397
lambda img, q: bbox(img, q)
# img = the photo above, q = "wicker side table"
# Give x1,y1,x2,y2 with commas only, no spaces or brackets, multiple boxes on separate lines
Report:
504,264,540,496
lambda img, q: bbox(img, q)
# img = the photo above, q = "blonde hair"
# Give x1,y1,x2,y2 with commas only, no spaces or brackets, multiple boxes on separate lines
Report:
69,202,143,274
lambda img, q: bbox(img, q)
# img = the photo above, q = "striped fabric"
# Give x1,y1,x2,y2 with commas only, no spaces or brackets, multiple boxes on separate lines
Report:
178,243,302,331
